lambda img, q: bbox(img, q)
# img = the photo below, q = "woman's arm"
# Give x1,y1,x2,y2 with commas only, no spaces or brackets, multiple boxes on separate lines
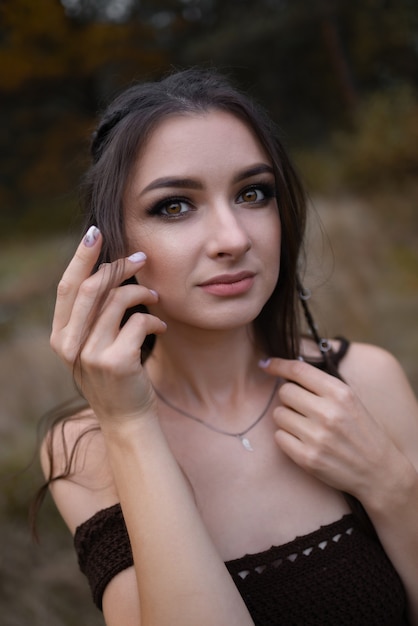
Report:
46,229,254,626
101,415,253,626
260,344,418,624
42,413,253,626
342,344,418,625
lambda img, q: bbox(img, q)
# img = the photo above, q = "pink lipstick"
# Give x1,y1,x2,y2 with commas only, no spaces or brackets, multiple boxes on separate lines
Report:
199,272,255,296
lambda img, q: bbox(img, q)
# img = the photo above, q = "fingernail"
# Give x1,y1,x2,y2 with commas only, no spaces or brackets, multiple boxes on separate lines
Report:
258,358,271,368
297,355,305,361
84,226,100,247
128,251,147,263
149,289,158,297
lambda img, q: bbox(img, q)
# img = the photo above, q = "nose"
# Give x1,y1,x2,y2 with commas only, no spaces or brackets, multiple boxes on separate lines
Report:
205,203,251,259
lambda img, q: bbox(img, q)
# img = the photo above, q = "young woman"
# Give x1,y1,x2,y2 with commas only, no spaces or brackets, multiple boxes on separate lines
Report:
39,68,418,626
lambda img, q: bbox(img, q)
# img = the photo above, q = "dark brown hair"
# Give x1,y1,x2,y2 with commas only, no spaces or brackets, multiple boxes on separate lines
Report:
33,67,312,524
81,67,307,361
32,69,378,542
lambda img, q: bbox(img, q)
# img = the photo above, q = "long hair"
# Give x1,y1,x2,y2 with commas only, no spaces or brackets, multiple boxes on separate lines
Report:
33,68,377,541
32,68,311,525
80,67,307,360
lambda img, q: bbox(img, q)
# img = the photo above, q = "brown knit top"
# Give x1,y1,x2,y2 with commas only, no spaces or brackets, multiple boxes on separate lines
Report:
74,505,408,624
73,339,409,624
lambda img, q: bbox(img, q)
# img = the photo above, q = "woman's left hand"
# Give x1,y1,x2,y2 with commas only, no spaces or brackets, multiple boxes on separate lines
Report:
260,357,406,504
261,351,418,624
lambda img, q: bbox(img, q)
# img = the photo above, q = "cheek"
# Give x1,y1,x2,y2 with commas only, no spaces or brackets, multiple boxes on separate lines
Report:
134,243,190,291
262,215,281,265
266,221,281,288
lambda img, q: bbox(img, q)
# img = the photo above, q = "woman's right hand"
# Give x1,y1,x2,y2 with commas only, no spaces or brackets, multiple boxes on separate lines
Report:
50,226,167,430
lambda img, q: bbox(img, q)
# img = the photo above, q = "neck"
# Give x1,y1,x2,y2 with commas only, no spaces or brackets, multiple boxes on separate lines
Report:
145,323,268,410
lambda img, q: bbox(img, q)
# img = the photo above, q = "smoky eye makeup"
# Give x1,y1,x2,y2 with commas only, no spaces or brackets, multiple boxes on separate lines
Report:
236,181,277,205
141,176,277,219
144,195,196,219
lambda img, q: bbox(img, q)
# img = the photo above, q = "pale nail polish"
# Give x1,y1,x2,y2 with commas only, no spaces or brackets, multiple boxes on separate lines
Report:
83,226,100,247
258,358,271,368
128,251,147,263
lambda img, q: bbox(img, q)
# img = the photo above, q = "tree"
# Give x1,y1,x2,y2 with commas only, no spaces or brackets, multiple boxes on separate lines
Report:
1,0,417,235
0,0,167,232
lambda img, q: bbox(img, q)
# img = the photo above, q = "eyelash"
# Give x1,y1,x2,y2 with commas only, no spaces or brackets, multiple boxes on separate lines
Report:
145,182,277,220
237,183,276,204
145,196,194,219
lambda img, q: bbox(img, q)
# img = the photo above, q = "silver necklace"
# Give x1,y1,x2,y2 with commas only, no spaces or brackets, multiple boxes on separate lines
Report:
153,378,280,452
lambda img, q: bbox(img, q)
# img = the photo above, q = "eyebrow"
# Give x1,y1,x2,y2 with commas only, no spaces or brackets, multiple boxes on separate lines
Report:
139,163,275,196
232,163,274,183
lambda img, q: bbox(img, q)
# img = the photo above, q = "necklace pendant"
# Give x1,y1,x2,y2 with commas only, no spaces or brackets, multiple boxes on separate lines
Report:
240,436,254,452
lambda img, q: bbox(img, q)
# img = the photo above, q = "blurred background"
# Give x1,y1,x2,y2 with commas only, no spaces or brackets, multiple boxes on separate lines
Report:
1,1,417,624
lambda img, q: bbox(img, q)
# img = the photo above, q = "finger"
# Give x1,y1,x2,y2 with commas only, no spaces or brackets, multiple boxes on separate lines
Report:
80,285,160,350
111,311,167,359
274,426,307,466
52,268,151,366
273,405,311,441
53,238,147,335
80,312,166,377
52,226,102,332
55,285,158,365
279,380,321,417
259,357,343,397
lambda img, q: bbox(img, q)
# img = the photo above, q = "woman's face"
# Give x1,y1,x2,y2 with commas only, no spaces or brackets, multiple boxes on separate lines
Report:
124,110,281,332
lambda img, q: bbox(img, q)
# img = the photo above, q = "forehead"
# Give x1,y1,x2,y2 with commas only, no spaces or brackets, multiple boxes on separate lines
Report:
131,110,271,184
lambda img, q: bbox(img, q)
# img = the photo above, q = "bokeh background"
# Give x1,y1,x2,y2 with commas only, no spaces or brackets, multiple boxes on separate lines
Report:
1,1,417,624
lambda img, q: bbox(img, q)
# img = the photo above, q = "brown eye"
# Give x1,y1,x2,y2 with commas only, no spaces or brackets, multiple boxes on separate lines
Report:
238,187,265,204
242,189,258,202
147,196,196,219
165,201,183,214
160,199,190,216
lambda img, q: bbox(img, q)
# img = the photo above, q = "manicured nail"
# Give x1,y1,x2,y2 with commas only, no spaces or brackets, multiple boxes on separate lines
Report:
83,226,100,247
149,289,158,297
128,251,147,263
258,358,271,368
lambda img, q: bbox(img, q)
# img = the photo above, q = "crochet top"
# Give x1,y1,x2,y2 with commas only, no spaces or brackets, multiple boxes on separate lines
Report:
73,339,408,624
74,505,408,625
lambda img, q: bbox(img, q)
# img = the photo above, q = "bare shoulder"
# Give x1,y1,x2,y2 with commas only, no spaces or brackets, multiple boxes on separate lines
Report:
340,341,416,397
340,341,418,464
41,413,141,625
40,410,118,534
302,337,416,409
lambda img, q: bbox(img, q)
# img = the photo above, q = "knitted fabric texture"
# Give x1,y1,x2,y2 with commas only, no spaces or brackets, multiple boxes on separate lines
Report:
74,338,407,623
74,507,408,624
75,503,133,610
225,513,407,626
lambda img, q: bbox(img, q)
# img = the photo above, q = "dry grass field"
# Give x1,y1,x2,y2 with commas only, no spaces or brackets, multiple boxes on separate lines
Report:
1,193,417,625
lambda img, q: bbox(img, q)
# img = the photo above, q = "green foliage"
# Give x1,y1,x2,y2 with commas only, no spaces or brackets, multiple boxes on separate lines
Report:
0,0,163,91
0,0,168,234
295,86,418,193
334,86,418,188
1,0,418,239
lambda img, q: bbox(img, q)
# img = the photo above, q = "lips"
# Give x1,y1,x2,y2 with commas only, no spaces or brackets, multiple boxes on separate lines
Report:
198,271,256,297
198,271,255,287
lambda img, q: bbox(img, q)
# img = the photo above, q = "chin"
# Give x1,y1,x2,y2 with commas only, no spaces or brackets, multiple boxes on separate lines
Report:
193,305,266,331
